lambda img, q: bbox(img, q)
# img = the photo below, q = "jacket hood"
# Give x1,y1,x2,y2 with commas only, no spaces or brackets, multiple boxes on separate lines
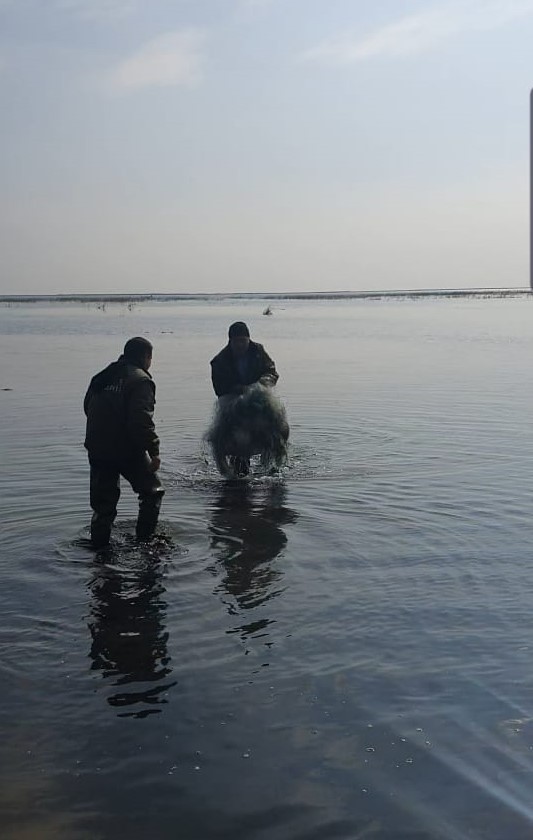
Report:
90,355,155,394
89,356,128,394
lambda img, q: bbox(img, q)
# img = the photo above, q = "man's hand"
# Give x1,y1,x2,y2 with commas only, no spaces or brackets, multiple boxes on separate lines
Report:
149,455,161,473
259,375,275,388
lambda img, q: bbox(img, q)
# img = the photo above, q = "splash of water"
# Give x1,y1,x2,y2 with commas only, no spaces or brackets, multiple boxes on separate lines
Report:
206,384,289,478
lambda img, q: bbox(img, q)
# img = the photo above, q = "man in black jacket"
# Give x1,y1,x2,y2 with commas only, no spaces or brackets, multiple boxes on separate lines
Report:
210,321,278,398
84,336,164,548
210,322,281,476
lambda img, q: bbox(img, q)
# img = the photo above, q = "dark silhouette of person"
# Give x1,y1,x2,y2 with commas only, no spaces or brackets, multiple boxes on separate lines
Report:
210,321,279,398
84,336,164,547
87,552,175,718
209,322,287,477
209,481,298,646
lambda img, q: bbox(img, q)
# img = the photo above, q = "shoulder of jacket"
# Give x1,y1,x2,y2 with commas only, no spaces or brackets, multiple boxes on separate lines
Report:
210,347,230,366
125,365,154,387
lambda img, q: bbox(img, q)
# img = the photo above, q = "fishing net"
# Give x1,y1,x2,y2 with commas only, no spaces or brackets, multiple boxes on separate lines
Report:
206,383,289,477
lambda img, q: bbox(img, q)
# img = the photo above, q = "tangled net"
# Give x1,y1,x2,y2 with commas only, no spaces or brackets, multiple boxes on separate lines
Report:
206,383,289,477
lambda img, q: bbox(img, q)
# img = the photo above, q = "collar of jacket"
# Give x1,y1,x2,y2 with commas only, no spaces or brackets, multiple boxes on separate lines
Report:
119,355,153,378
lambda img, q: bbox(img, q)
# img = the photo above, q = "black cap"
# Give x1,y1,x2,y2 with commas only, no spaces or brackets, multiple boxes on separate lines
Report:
123,336,153,363
228,321,250,339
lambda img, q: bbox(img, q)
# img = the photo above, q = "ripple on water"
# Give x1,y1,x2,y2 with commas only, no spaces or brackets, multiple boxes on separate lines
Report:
3,300,533,838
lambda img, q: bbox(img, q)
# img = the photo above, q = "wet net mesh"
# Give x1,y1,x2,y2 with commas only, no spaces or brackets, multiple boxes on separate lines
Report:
206,384,289,477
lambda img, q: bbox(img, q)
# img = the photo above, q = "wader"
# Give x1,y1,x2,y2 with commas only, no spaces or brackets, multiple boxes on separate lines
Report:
89,454,164,547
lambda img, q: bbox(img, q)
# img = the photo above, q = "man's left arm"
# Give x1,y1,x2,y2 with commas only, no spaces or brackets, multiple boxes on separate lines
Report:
127,380,160,458
258,347,279,387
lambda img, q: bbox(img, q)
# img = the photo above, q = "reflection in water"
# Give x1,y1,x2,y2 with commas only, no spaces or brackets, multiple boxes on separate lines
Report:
87,545,176,718
209,481,298,647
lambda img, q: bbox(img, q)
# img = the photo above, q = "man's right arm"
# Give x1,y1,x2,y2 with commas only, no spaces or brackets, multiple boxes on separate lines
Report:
211,366,224,397
211,360,232,397
83,385,93,416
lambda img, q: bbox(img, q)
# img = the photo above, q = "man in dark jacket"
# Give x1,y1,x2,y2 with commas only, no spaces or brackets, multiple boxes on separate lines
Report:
84,336,164,548
210,322,280,476
210,321,278,398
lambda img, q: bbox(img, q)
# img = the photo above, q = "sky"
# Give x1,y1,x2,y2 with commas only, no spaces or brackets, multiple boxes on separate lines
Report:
0,0,532,294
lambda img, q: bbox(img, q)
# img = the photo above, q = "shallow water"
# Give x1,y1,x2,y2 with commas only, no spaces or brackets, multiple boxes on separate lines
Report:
2,297,533,839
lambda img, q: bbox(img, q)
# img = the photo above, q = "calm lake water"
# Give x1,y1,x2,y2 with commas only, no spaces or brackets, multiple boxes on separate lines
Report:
2,296,533,840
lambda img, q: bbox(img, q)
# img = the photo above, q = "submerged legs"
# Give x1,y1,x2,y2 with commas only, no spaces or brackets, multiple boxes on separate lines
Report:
89,455,164,545
89,460,121,548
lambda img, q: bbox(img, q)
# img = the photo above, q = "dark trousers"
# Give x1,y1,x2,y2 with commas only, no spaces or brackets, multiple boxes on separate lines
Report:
89,455,164,546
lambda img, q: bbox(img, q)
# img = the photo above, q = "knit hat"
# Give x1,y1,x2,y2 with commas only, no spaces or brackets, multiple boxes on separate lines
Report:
228,321,250,339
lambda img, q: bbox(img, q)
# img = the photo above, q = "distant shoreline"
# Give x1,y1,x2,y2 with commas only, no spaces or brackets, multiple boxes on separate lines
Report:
0,288,531,304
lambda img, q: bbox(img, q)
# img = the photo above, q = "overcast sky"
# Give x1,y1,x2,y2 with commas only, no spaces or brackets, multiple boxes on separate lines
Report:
1,0,532,294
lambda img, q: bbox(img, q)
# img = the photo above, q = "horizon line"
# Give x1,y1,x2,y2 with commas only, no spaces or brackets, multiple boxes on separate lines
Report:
0,286,531,303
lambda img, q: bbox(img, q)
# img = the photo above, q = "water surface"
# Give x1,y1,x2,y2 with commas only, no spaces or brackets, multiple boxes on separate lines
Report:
2,297,533,839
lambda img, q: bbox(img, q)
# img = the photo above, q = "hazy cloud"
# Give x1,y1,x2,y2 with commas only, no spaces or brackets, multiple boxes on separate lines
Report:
302,0,533,63
0,0,136,19
237,0,296,17
110,28,207,92
56,0,136,21
241,0,277,8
